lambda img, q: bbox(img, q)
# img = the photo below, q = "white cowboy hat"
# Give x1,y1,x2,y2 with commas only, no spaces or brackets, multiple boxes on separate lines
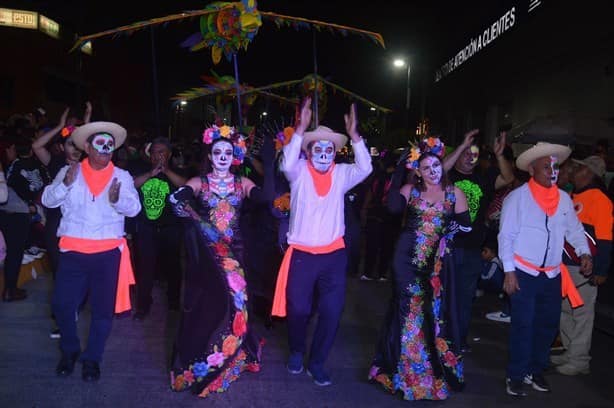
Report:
301,126,348,152
71,121,127,151
516,142,571,171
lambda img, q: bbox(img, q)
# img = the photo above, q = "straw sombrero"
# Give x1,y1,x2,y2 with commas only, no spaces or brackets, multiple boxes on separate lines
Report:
71,121,127,151
516,142,571,171
301,126,348,152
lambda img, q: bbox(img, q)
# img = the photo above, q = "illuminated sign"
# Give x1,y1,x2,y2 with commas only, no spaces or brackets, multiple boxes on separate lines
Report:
0,8,38,29
39,15,60,39
435,7,517,82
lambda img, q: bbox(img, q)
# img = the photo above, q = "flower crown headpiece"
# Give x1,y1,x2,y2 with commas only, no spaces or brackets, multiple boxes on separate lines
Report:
405,136,445,170
275,127,295,151
202,123,247,166
61,125,76,138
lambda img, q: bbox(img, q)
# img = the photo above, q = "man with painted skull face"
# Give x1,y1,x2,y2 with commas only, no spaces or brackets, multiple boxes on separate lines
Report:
499,142,592,396
131,137,187,319
271,97,373,386
42,121,141,382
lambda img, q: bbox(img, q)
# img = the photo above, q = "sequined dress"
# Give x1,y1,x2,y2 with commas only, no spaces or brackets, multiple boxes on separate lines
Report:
368,185,463,400
169,175,262,397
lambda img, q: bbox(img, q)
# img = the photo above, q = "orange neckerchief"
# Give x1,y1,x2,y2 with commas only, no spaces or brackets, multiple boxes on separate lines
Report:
59,236,135,313
271,237,345,317
514,254,583,308
307,161,335,197
528,178,560,216
81,159,115,198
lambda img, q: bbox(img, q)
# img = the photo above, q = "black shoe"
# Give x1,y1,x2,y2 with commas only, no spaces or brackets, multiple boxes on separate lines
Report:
56,351,80,377
524,374,551,392
506,378,527,397
2,288,27,302
82,360,100,382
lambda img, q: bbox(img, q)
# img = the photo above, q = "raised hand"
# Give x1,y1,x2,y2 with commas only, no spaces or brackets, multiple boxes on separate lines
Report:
344,103,360,141
461,129,479,149
63,162,79,187
59,107,70,128
493,131,506,157
296,96,312,135
108,177,121,204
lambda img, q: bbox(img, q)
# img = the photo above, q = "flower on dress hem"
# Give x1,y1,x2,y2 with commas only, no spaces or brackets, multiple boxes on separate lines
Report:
228,272,246,292
207,351,225,367
192,361,209,377
233,291,246,310
222,335,239,357
232,311,247,336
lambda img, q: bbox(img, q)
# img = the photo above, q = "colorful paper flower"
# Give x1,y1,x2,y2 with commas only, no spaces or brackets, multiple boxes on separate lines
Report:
207,351,225,368
222,335,239,357
232,311,247,336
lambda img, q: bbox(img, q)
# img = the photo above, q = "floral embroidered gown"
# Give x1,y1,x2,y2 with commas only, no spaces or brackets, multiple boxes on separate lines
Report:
170,176,262,398
369,185,463,400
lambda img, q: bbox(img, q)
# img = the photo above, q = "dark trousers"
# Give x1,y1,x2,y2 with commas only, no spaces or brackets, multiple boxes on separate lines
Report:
135,222,182,312
43,209,61,277
454,247,483,344
0,211,30,290
364,214,401,279
286,248,347,371
507,270,561,381
53,249,120,362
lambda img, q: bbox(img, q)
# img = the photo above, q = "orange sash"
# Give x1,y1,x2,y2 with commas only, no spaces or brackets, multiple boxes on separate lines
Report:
307,162,335,197
59,236,135,313
81,159,115,198
271,237,345,317
528,178,560,216
514,254,583,308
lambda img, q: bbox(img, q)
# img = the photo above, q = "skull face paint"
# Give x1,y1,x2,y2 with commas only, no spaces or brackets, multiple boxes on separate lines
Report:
310,140,335,172
549,155,560,184
91,133,115,155
140,178,170,220
210,140,233,173
469,145,480,165
418,155,443,186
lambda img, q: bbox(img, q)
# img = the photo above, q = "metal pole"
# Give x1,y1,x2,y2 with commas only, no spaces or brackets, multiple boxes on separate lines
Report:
150,27,161,138
406,64,411,131
232,53,243,126
312,31,319,127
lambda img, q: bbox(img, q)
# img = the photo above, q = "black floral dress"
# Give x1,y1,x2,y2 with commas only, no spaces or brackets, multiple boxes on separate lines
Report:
170,175,262,398
369,185,463,400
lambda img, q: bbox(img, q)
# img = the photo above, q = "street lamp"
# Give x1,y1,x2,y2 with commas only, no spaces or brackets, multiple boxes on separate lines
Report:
393,58,411,129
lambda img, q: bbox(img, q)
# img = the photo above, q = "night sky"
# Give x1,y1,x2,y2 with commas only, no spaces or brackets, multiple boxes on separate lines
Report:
9,0,524,132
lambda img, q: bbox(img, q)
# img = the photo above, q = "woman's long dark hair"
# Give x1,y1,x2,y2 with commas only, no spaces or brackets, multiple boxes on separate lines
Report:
412,152,451,192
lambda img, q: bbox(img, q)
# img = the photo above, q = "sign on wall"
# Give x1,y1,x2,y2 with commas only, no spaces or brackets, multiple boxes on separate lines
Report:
39,15,60,39
0,8,38,29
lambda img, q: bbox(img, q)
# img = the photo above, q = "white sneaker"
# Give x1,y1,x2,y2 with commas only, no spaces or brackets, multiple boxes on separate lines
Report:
360,275,373,281
475,289,484,297
555,363,590,376
485,311,511,323
21,254,36,264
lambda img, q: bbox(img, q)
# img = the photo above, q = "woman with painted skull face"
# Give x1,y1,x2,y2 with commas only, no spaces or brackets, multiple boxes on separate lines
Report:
368,137,472,400
167,123,274,397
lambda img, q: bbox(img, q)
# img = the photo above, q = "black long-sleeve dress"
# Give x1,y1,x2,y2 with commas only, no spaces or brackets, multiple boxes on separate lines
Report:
169,175,262,398
368,185,464,400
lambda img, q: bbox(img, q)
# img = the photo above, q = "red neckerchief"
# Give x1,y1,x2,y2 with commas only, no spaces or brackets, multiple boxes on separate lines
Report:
528,177,560,216
307,161,335,197
81,159,114,197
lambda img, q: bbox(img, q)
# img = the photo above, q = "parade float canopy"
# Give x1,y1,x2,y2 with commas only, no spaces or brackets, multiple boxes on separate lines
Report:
70,0,385,61
172,72,392,114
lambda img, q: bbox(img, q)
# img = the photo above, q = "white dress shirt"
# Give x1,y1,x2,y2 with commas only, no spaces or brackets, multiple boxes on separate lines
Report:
281,133,372,247
42,162,141,240
498,183,589,277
